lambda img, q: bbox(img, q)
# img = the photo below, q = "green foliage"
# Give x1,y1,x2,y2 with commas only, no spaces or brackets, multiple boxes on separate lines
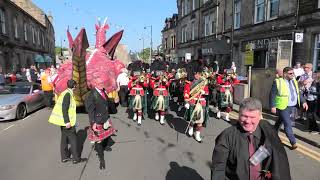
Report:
139,48,150,62
55,46,68,56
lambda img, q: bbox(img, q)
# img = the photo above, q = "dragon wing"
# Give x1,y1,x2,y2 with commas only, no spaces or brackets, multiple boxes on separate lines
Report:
71,28,89,106
102,30,124,59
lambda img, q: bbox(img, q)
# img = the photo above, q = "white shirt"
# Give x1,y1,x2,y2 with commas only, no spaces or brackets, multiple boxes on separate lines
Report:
117,72,129,87
293,68,304,77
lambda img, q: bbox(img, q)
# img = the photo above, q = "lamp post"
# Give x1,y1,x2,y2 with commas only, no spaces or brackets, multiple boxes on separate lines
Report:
144,25,153,63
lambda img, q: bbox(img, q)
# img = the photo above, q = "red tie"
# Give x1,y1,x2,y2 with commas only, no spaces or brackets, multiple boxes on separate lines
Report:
100,89,106,100
248,134,261,180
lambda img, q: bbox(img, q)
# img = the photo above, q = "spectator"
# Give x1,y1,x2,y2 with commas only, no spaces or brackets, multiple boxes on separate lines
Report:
30,65,38,82
9,72,17,83
307,72,320,134
20,68,28,82
276,68,283,78
116,68,129,107
293,62,304,79
211,98,291,180
41,69,54,108
0,72,5,86
26,69,32,82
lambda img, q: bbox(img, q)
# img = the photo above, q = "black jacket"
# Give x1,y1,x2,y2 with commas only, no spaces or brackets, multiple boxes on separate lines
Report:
211,121,291,180
85,89,111,125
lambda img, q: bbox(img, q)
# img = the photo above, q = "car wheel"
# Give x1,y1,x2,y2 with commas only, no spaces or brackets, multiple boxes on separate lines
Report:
16,104,27,120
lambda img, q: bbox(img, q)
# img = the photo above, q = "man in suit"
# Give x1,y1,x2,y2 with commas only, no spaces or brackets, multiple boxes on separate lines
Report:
211,98,291,180
85,84,117,170
269,67,308,150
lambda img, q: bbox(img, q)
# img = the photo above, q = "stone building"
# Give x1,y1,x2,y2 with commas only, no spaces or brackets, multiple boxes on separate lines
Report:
0,0,55,73
162,0,232,70
161,14,178,63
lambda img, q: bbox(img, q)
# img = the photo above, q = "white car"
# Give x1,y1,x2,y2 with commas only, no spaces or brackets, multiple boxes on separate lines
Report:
0,82,44,121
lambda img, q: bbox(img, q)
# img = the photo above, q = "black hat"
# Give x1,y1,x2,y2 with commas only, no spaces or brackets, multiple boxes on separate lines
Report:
67,79,77,88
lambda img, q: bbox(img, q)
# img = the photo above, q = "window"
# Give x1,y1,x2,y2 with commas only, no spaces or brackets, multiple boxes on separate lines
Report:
23,22,28,41
185,0,190,14
181,26,187,43
165,38,168,49
0,9,6,34
37,30,40,45
319,0,320,8
192,0,196,10
171,35,176,48
234,0,241,29
42,32,45,46
13,16,18,38
191,22,195,40
204,14,214,36
31,26,35,44
255,0,265,23
267,0,279,19
181,0,185,16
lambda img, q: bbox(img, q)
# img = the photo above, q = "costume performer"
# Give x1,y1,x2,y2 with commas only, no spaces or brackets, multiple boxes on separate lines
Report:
216,69,239,121
184,66,209,143
128,71,149,126
150,71,170,125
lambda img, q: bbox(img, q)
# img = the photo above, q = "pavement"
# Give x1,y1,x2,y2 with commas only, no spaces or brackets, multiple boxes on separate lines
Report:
0,104,319,180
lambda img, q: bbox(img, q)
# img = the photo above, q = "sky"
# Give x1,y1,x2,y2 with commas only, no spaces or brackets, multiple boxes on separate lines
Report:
32,0,177,52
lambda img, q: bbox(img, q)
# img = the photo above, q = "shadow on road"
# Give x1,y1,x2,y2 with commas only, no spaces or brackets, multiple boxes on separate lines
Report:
166,114,188,134
77,127,88,156
165,161,204,180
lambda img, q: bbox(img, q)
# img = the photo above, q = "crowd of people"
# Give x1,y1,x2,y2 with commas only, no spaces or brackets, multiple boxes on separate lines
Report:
44,58,320,179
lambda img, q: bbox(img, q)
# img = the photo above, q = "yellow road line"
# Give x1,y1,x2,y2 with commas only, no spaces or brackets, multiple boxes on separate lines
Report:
279,134,320,158
280,137,320,162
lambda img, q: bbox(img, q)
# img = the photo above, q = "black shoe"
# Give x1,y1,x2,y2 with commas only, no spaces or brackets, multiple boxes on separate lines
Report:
99,160,105,170
72,158,87,164
105,146,112,152
61,158,71,163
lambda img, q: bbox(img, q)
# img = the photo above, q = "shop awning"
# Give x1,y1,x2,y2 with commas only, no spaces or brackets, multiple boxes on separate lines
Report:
34,54,45,63
44,55,53,63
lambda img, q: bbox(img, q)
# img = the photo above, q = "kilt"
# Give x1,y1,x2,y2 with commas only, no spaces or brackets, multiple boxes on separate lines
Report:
151,95,169,111
88,121,116,143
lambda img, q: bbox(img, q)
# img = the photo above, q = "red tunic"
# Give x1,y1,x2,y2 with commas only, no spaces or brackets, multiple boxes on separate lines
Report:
150,80,170,97
184,80,209,106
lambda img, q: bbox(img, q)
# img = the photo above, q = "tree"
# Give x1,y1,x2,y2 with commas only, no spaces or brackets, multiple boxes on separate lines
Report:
139,48,150,62
55,46,68,56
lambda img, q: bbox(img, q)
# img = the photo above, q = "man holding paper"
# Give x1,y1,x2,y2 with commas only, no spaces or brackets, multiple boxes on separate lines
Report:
211,98,291,180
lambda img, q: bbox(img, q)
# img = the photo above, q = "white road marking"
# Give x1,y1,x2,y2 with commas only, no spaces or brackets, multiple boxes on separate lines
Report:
2,124,14,131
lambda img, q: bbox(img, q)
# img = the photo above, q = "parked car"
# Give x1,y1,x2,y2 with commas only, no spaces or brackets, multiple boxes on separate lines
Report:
0,82,44,121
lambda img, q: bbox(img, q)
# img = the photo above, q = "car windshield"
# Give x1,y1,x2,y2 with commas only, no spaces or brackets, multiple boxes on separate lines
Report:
0,85,31,94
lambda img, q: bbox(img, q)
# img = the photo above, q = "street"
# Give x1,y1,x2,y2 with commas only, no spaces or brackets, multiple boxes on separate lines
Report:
0,105,319,180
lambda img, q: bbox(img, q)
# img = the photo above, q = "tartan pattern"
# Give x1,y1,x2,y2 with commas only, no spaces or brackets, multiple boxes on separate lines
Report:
88,121,116,142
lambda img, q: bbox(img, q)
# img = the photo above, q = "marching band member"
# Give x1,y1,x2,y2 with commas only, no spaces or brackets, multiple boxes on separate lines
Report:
175,68,188,111
150,71,170,125
216,69,240,121
128,71,149,126
184,65,209,143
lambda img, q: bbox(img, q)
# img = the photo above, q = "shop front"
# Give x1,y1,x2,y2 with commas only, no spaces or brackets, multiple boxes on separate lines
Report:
201,40,230,71
240,34,293,109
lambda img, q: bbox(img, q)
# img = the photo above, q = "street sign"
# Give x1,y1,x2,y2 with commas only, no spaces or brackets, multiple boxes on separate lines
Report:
185,53,191,60
295,33,304,43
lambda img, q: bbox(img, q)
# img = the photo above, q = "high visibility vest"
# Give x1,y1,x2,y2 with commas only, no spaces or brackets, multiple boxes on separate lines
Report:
275,78,300,110
48,89,76,126
41,74,53,91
